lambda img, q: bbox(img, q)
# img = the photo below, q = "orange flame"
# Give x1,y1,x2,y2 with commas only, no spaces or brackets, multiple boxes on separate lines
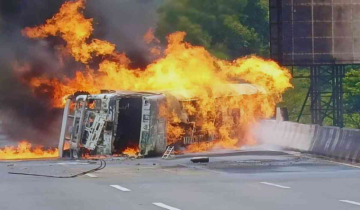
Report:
22,0,115,64
143,28,160,44
81,148,139,159
122,147,140,157
63,141,70,150
144,28,161,55
0,141,58,160
19,0,292,153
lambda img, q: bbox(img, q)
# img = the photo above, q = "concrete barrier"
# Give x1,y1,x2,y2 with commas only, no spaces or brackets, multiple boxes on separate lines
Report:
311,126,339,157
351,130,360,163
256,120,360,162
342,129,356,161
295,124,316,151
332,128,348,160
340,129,360,162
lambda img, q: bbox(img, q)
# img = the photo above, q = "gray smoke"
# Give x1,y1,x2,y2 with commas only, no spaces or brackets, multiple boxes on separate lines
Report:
0,27,66,147
86,0,164,68
0,0,163,147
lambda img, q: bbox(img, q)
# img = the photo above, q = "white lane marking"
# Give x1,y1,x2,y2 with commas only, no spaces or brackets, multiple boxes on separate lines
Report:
260,182,290,189
57,162,89,165
110,185,131,192
153,202,181,210
85,173,97,178
340,200,360,206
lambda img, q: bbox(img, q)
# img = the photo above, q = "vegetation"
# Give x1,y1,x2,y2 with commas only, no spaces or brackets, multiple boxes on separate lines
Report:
344,69,360,128
279,67,360,128
278,68,310,124
155,0,269,59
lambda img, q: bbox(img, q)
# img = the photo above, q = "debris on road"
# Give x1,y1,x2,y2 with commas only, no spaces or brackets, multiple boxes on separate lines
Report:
191,157,209,163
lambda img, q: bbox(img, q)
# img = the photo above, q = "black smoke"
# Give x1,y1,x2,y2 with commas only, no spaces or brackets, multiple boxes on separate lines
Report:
0,0,163,146
85,0,163,68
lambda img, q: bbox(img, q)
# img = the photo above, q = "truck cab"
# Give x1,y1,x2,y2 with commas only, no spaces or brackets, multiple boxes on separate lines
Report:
58,91,167,158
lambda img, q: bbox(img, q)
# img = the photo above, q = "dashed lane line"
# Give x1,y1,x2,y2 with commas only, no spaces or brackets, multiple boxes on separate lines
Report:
260,182,291,189
85,173,97,178
153,202,181,210
57,162,89,165
340,200,360,206
110,185,131,192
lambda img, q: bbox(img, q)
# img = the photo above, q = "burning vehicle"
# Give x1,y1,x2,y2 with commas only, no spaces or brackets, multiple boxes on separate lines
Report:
0,0,292,160
59,84,266,158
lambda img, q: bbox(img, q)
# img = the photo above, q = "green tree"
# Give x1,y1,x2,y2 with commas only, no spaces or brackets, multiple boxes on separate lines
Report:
156,0,269,59
343,69,360,128
281,68,360,128
243,0,269,56
279,68,311,124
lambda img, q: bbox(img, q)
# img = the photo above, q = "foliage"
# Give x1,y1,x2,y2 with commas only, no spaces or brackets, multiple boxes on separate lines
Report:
344,114,360,129
155,0,269,59
281,68,360,128
279,68,311,124
344,69,360,111
343,69,360,128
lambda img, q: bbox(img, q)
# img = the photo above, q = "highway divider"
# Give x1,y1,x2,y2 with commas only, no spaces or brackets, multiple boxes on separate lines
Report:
254,120,360,163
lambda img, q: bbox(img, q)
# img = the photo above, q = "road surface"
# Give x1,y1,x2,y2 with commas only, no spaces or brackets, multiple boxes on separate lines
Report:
1,148,360,210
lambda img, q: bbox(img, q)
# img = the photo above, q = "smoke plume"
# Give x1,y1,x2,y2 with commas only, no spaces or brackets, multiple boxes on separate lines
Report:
0,0,162,146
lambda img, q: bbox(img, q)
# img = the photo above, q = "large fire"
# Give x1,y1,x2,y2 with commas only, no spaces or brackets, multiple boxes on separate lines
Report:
0,141,58,160
9,0,292,155
81,147,139,159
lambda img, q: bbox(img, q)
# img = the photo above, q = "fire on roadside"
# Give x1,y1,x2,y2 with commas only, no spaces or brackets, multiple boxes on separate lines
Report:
81,147,140,159
10,0,292,157
0,141,59,160
122,147,140,157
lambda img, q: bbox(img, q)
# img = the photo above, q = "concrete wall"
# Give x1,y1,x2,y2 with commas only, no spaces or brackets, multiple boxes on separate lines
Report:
255,120,360,163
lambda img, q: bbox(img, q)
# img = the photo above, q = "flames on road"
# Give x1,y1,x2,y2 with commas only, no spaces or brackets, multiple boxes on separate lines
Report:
0,141,138,160
122,147,140,158
2,0,292,159
0,141,59,160
82,147,139,159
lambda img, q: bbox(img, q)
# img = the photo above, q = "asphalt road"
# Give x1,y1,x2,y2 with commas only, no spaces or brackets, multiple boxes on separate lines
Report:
1,148,360,210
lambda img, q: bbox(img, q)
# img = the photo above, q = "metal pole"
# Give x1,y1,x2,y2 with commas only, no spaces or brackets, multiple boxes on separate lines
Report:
297,86,311,122
58,99,71,158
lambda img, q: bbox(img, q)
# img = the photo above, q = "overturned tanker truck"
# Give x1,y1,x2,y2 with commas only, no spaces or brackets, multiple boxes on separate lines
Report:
58,84,266,158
